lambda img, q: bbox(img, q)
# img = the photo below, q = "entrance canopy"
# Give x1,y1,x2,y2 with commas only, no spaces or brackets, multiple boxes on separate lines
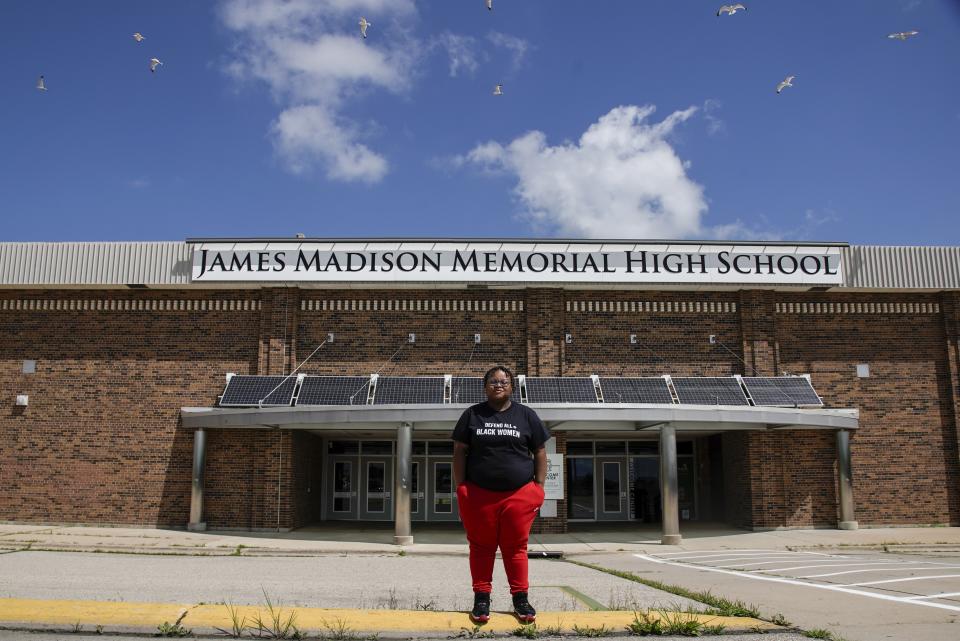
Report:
181,402,859,432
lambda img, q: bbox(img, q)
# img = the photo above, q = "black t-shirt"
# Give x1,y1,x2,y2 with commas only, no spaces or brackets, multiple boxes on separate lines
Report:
451,402,551,491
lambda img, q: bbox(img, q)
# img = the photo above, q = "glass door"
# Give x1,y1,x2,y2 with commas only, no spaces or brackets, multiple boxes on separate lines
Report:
567,458,595,519
428,460,458,521
596,458,629,520
410,458,426,521
328,458,358,519
359,458,393,520
630,457,661,523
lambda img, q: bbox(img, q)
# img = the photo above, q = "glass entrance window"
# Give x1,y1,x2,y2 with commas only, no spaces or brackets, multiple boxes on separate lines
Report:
366,462,386,513
434,462,453,513
410,461,420,514
567,458,595,519
630,457,660,522
333,461,353,513
602,462,622,513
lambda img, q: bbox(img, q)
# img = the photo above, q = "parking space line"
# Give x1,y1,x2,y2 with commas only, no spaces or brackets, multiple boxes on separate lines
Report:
633,554,960,613
848,574,960,587
903,592,960,601
758,561,904,573
654,549,774,557
802,565,960,578
679,555,801,565
716,558,834,569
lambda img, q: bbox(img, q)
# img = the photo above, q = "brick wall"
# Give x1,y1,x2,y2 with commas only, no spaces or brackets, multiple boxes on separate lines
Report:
2,286,958,530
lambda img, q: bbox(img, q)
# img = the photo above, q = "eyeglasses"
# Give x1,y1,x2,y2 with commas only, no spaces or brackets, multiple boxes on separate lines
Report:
487,380,512,388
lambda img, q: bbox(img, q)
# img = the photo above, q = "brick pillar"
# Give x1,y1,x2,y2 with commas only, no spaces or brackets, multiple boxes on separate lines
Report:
525,289,564,376
738,290,785,529
941,292,960,524
258,288,300,375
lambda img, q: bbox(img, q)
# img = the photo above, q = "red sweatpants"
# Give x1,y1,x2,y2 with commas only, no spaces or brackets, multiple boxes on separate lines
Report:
457,480,545,594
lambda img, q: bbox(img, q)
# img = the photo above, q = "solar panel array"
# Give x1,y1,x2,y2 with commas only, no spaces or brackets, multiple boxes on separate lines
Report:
220,375,297,407
297,376,371,406
742,377,823,407
672,377,750,406
450,377,485,404
218,374,824,409
373,376,445,404
599,377,674,404
524,377,561,403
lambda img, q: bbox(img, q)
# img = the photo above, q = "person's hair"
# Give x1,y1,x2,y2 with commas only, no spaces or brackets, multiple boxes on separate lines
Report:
483,365,514,387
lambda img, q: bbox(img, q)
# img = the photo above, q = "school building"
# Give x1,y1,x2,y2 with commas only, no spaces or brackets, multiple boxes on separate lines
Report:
2,239,959,544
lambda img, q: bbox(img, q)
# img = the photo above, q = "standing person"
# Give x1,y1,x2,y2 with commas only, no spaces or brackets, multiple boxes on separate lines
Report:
453,365,550,624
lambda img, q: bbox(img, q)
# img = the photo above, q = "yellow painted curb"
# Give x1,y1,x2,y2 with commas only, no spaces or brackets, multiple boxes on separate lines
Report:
0,598,781,633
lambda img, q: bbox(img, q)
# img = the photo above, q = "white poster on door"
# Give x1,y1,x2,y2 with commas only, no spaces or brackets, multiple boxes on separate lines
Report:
544,453,564,500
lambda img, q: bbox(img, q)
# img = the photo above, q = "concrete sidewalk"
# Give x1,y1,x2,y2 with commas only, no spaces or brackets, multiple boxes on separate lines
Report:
2,522,959,556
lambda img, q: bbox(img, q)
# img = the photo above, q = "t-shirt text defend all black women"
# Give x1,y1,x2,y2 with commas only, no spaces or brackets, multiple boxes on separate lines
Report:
452,402,551,491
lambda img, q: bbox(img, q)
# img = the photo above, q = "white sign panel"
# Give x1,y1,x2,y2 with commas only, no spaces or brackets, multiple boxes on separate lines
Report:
544,453,564,500
191,242,844,285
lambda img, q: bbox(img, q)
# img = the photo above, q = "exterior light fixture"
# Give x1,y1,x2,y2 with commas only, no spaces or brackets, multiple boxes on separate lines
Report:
474,333,481,344
629,334,638,344
564,333,573,344
408,333,416,344
326,332,335,343
709,334,717,344
16,395,28,407
856,364,870,378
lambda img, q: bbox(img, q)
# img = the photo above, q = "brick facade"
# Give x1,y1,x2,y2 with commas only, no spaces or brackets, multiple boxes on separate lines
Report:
2,287,958,530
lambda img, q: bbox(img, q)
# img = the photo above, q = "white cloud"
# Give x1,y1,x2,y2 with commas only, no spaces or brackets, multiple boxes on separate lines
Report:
459,105,711,239
901,0,922,12
434,32,480,78
487,31,530,70
702,98,726,137
219,0,419,182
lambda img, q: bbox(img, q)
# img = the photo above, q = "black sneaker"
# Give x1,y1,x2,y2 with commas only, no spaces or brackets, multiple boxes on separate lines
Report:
470,592,490,623
512,592,536,623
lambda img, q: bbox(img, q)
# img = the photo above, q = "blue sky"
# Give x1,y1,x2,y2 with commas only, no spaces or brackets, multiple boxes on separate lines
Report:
1,0,958,244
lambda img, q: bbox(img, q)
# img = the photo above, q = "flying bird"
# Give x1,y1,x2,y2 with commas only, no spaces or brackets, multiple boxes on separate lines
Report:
133,32,145,42
149,57,163,73
717,4,746,16
36,75,47,92
493,83,503,96
887,30,919,41
486,0,493,10
776,75,795,94
359,17,371,38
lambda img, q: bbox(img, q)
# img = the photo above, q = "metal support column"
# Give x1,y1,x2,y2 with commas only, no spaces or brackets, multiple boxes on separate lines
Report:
659,424,681,545
836,429,858,530
188,428,207,532
394,421,414,545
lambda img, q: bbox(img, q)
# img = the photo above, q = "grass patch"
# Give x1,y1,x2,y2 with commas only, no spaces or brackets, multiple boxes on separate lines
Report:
572,623,613,637
213,602,246,638
250,588,301,639
803,630,833,639
155,609,191,637
319,617,377,641
568,559,760,617
457,625,496,639
627,609,726,637
511,624,538,638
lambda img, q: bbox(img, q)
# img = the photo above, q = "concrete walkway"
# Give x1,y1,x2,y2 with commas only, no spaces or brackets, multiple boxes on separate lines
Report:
2,522,959,638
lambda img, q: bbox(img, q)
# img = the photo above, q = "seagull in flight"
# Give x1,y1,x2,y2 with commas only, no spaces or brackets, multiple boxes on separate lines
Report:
486,0,493,10
887,30,919,41
133,32,145,42
776,75,795,94
36,75,47,92
359,17,371,38
717,4,746,16
493,83,503,96
149,57,163,73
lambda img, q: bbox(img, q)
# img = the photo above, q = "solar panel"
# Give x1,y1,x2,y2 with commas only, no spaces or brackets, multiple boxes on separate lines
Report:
742,376,823,407
373,376,445,404
220,375,296,407
557,378,598,403
598,377,673,404
672,377,749,406
297,376,371,406
450,377,485,404
524,377,562,402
